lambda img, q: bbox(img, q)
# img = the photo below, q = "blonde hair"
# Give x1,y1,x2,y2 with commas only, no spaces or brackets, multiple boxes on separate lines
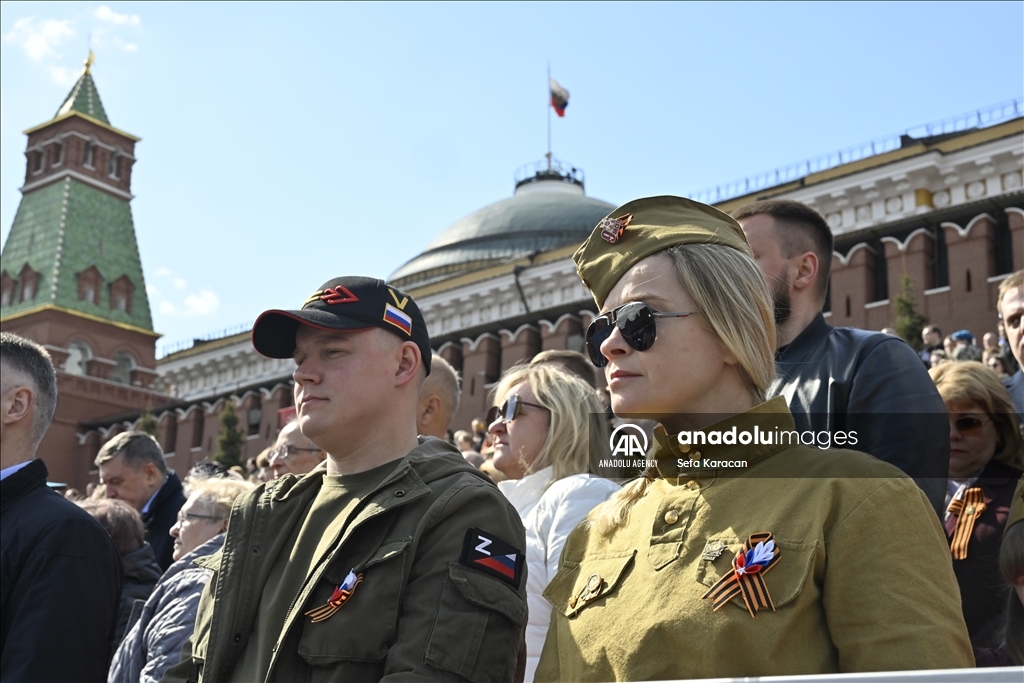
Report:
491,363,609,485
595,243,777,531
929,361,1023,470
185,477,255,519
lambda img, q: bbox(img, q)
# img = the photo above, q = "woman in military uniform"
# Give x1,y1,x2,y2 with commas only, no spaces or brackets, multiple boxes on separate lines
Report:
534,196,974,681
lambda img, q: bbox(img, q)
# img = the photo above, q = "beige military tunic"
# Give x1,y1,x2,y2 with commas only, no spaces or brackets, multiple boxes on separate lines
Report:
535,398,973,681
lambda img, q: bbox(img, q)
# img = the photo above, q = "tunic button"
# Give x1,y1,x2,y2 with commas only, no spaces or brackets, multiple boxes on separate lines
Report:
679,443,691,453
692,450,701,458
686,480,701,491
664,509,679,525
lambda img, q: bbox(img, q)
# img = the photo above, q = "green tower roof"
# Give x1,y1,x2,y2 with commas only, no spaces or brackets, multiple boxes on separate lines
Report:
54,59,110,125
1,177,153,331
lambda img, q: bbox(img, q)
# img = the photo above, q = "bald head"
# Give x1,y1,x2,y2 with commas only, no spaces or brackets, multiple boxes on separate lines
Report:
417,354,460,439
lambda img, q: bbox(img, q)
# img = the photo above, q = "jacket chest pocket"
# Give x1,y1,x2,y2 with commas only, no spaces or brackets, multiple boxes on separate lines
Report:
297,539,411,665
543,550,637,618
695,537,819,613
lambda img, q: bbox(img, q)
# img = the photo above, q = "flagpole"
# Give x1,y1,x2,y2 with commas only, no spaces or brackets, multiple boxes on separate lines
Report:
546,62,552,170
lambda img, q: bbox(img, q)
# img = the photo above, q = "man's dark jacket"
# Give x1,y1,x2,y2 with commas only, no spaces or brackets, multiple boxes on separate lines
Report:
144,471,185,571
1003,369,1024,419
1,459,122,682
770,313,950,515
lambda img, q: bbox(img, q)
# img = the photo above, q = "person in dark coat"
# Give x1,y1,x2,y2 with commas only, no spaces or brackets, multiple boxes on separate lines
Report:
78,499,162,645
930,360,1024,649
95,431,185,570
0,332,122,682
735,199,950,515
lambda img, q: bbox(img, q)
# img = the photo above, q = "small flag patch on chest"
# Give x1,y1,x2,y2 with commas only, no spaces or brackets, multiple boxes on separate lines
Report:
460,527,524,588
383,303,413,335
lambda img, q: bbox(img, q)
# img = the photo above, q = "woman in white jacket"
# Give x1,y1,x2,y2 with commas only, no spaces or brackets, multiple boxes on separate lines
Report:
487,363,620,682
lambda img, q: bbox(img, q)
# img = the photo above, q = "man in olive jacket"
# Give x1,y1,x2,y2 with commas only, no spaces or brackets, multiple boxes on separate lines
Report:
162,277,527,683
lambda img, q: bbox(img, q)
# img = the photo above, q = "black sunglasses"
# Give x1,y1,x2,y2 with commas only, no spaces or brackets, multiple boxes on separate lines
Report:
952,415,989,435
585,302,698,368
486,394,550,425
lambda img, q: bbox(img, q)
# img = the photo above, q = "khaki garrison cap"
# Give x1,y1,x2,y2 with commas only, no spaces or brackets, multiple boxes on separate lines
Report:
572,195,753,308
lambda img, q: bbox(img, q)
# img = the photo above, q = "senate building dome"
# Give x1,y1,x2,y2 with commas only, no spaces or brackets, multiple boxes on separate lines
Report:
389,159,614,289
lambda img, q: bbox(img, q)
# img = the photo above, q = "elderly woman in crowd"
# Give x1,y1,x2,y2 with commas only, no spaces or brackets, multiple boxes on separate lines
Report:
108,477,253,683
486,363,619,681
78,498,162,646
929,360,1024,649
534,196,973,681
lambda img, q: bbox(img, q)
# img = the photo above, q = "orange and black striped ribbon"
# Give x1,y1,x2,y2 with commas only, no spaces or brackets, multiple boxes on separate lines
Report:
947,487,987,560
701,532,781,619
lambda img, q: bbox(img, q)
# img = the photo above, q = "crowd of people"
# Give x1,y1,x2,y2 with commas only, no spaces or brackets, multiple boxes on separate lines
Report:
1,196,1022,682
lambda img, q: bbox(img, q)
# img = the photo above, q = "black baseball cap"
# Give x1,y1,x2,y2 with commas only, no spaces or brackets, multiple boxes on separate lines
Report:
251,276,432,374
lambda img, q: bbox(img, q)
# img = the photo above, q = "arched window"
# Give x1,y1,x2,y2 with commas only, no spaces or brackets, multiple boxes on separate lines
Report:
107,150,120,179
78,266,103,304
52,141,64,167
83,140,96,168
109,350,135,385
108,276,134,313
18,265,40,302
0,271,14,307
65,340,91,376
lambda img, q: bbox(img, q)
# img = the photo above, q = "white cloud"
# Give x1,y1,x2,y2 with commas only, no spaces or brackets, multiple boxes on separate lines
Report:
154,266,173,277
173,278,187,290
3,17,74,62
183,290,220,317
123,42,137,53
146,284,160,296
94,6,141,27
49,65,78,86
159,301,177,315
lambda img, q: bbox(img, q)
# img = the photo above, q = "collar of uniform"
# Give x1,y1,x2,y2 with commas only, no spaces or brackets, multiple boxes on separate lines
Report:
652,396,795,480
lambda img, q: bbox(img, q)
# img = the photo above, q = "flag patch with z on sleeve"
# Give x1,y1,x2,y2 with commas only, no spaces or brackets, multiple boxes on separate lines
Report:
460,528,525,588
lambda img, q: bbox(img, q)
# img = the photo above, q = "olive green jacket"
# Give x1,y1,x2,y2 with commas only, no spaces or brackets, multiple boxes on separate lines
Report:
536,398,974,681
162,438,527,683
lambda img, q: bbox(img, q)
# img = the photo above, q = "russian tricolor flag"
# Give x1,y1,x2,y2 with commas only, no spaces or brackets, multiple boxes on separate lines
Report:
474,553,519,580
384,304,413,335
550,78,569,117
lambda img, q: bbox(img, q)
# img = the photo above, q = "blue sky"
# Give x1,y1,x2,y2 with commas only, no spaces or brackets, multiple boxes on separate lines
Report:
2,2,1021,354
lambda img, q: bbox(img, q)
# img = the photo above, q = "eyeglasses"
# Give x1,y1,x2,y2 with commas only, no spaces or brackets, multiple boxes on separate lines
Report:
271,445,322,460
585,302,699,368
486,394,550,425
176,511,224,525
951,415,991,435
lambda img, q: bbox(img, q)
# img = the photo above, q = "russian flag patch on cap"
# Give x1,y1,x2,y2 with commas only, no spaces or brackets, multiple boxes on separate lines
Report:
460,528,525,588
383,303,413,335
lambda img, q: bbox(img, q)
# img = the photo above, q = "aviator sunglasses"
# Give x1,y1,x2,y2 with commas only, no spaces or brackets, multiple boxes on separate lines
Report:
951,415,990,435
486,394,550,425
585,301,699,368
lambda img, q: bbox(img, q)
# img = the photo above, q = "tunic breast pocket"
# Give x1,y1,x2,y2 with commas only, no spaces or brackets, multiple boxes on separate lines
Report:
297,539,410,665
694,537,820,613
543,550,637,618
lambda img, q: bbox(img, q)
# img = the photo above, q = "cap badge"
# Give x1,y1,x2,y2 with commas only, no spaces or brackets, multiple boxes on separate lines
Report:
305,568,363,623
701,532,780,618
388,289,409,310
599,213,633,244
316,285,359,306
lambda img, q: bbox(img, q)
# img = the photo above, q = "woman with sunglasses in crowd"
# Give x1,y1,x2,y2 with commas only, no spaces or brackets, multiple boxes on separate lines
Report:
534,196,974,681
929,360,1023,653
486,363,620,682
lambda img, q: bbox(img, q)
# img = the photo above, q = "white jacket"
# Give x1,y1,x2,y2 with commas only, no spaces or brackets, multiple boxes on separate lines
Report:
499,467,620,682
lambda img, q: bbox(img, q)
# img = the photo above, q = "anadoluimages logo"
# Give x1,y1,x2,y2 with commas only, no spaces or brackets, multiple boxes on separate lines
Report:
609,423,649,457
